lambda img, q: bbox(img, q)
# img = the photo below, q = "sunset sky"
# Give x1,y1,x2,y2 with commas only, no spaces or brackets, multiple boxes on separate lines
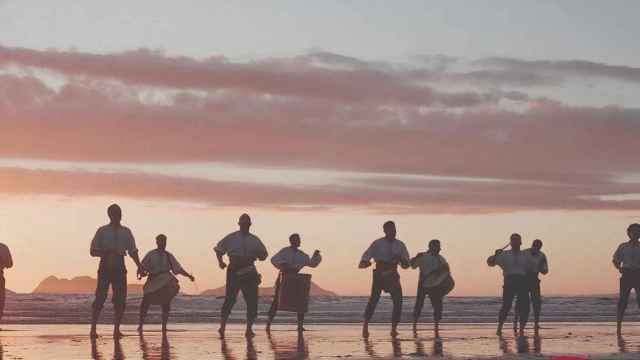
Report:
0,0,639,296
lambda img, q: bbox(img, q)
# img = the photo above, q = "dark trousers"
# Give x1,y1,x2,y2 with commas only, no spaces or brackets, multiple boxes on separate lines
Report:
618,269,640,320
268,274,304,322
499,275,529,326
92,268,127,311
364,269,403,324
221,266,259,322
414,278,444,322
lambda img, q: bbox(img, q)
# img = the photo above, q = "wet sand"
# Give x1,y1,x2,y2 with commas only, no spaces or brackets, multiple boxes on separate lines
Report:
0,323,638,359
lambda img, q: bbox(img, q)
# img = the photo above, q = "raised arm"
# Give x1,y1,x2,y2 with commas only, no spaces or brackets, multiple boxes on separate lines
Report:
487,249,502,267
307,250,322,268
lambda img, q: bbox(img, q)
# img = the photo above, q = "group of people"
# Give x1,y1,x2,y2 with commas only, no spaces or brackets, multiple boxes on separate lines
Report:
1,204,639,340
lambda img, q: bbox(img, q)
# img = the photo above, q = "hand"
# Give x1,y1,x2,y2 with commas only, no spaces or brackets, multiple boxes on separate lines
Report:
313,250,321,256
359,260,371,269
189,274,195,282
494,249,504,256
218,261,227,270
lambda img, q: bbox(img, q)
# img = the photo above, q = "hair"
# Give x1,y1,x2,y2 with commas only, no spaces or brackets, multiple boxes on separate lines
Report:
383,221,395,229
532,239,543,247
107,203,121,215
289,233,300,241
427,239,440,254
628,223,640,232
156,234,167,242
510,233,521,240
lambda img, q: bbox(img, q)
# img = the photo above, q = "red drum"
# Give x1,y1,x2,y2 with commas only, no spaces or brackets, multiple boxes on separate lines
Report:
278,273,312,313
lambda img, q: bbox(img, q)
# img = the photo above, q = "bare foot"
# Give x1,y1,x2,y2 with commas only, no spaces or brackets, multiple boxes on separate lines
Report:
496,328,502,336
218,327,225,338
137,326,143,334
113,331,125,339
266,322,271,333
412,322,417,334
90,330,99,339
162,327,167,336
390,328,398,337
245,329,255,338
297,326,306,333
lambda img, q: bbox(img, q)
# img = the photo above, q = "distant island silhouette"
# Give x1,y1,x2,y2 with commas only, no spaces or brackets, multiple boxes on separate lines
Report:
31,275,338,297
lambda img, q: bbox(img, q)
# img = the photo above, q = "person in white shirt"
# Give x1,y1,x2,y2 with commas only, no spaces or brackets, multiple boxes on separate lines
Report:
359,221,410,337
89,204,141,339
266,233,321,333
487,233,535,336
411,239,454,337
612,223,640,337
137,234,195,335
515,239,549,334
214,213,268,338
0,242,12,326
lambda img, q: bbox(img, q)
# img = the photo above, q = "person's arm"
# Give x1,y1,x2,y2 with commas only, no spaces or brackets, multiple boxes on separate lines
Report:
214,236,228,269
307,250,322,268
169,254,195,281
255,236,268,261
487,249,502,267
90,228,105,257
613,245,623,273
271,248,287,270
540,254,549,275
359,243,374,268
398,243,411,269
126,229,141,268
410,252,426,269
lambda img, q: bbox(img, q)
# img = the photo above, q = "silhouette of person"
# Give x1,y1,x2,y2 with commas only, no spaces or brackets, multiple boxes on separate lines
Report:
487,233,534,336
411,239,454,337
137,234,195,335
359,221,410,337
613,223,640,336
266,233,321,333
514,239,548,334
215,213,268,338
139,333,172,360
89,203,141,339
267,331,309,359
0,241,12,327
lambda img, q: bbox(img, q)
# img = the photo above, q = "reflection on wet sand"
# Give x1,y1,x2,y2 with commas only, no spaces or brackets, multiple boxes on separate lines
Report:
114,338,124,360
91,337,104,360
220,335,258,360
363,336,377,358
220,336,237,360
140,334,172,360
391,336,402,357
516,335,529,353
268,332,309,359
414,334,444,357
618,336,628,353
499,336,511,354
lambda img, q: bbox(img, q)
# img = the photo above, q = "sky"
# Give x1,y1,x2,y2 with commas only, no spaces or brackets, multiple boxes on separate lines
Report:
0,0,639,295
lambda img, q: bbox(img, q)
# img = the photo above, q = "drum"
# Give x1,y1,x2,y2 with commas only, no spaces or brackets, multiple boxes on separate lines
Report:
144,273,180,305
278,273,312,313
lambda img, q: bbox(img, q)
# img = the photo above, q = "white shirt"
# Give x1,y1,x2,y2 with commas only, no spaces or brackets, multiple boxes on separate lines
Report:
361,238,410,264
524,249,549,275
613,242,640,269
90,224,138,256
492,250,535,276
271,246,321,271
214,231,268,258
414,253,448,275
141,249,185,276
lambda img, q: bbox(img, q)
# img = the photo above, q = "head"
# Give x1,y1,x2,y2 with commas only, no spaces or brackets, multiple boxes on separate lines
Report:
107,204,122,225
383,221,396,239
627,223,640,241
238,213,252,233
156,234,167,251
510,233,522,250
531,239,543,254
427,239,441,255
289,233,301,249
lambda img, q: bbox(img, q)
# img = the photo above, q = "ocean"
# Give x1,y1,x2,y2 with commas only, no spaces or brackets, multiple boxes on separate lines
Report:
3,293,633,325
